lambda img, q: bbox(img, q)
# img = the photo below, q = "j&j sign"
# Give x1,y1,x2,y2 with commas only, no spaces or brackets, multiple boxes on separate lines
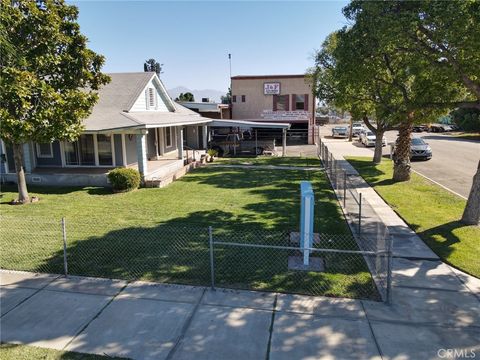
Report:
264,82,281,95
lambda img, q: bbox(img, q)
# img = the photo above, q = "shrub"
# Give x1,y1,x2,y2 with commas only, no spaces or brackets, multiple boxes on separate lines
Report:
107,168,141,192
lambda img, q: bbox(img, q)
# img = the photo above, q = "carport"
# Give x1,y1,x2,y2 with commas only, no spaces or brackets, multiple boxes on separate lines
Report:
208,119,291,156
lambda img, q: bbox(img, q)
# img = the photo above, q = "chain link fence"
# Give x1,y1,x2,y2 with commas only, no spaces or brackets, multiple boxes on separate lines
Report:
0,215,390,302
318,139,393,303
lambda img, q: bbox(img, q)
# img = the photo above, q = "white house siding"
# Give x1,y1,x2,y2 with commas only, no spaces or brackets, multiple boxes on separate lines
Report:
129,77,169,112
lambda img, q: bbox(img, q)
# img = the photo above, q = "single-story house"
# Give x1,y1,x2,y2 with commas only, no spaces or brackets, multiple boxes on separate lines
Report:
0,72,213,187
0,72,291,187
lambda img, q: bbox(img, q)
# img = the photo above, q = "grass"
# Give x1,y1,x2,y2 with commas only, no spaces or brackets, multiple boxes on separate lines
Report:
449,132,480,141
0,344,127,360
0,158,378,300
214,155,321,168
347,156,480,278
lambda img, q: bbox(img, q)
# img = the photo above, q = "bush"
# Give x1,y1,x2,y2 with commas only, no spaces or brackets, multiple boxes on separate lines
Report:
450,108,480,132
107,168,141,192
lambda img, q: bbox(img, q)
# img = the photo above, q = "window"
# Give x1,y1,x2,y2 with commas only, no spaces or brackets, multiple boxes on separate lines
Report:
165,127,172,147
241,95,246,102
148,88,156,109
97,134,113,166
232,95,237,103
273,95,289,111
295,94,305,110
64,134,95,166
36,143,53,158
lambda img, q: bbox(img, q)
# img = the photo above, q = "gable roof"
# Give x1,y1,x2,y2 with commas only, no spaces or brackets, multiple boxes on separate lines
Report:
83,72,211,131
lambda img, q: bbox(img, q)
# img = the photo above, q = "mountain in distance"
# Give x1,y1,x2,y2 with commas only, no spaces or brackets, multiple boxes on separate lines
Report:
167,86,226,103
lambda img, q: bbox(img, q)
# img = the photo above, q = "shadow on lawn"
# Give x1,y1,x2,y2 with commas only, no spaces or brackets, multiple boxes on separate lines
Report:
32,208,379,300
413,220,468,259
181,167,347,233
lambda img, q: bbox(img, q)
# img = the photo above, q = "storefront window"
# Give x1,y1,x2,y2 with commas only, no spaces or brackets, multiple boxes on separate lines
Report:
295,95,305,110
275,95,288,111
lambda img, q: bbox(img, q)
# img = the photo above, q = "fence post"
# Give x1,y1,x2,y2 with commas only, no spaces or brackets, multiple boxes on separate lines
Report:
358,193,362,235
61,217,68,277
386,234,393,304
208,226,215,290
343,170,347,208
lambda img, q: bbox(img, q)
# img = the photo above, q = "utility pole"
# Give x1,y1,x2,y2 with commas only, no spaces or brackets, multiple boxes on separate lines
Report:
228,53,232,119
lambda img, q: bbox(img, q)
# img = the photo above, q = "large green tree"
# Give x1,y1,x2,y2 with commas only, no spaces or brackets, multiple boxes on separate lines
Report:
0,0,110,203
341,1,468,179
343,0,480,224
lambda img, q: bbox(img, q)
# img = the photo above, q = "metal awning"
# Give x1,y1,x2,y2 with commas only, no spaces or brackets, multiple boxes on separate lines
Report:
209,119,290,129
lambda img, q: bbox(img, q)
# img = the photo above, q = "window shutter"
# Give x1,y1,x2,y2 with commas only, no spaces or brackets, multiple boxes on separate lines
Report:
304,94,309,111
291,94,296,111
273,95,278,111
285,95,290,111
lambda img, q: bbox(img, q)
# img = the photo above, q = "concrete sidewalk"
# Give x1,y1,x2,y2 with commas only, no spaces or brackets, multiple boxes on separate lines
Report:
1,269,479,360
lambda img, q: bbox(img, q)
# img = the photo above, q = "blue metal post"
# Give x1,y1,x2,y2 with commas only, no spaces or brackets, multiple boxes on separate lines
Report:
300,181,315,265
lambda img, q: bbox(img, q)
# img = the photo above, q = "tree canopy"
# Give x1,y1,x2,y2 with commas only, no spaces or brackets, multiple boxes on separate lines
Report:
0,0,109,202
175,92,195,102
143,58,163,76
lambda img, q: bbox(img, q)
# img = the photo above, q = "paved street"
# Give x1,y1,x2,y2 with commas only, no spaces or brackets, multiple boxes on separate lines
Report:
319,124,479,198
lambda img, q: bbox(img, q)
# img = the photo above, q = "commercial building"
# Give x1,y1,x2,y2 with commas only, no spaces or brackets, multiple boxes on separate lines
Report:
230,75,316,144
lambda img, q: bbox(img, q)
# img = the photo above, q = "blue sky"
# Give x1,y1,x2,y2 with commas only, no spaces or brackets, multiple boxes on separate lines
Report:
71,1,349,93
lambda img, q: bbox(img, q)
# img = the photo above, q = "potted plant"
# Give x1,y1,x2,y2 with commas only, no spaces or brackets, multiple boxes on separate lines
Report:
206,148,218,163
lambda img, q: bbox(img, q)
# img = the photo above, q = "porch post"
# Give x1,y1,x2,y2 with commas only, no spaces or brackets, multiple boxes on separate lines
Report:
177,126,184,162
136,131,148,179
202,125,208,150
282,128,287,157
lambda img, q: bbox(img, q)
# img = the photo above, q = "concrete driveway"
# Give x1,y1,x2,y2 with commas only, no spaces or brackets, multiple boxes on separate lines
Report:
1,269,479,360
319,125,479,198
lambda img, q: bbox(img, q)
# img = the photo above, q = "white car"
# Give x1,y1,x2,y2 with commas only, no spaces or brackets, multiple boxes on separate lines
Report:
351,122,365,137
361,131,387,147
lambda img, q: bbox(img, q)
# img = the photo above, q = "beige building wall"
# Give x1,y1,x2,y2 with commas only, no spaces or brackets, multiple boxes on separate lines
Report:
231,75,314,120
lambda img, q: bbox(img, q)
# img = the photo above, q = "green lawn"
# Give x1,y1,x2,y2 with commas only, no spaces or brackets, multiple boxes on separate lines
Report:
214,155,320,168
0,344,127,360
347,157,480,278
0,159,379,299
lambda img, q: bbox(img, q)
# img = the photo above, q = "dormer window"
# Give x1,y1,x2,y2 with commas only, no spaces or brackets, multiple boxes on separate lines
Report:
147,87,156,109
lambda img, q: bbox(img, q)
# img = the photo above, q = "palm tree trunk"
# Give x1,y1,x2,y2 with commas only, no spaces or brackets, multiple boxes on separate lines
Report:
393,117,413,182
461,160,480,225
373,130,384,164
12,143,29,203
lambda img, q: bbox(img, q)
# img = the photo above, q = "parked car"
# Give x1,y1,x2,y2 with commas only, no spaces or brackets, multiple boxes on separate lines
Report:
360,131,387,147
351,122,365,137
410,137,432,160
413,124,428,132
208,133,275,156
429,124,453,133
332,126,348,138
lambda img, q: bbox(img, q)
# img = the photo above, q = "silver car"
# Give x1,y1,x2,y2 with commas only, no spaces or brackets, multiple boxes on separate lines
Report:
332,126,348,138
360,131,387,147
410,137,432,160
